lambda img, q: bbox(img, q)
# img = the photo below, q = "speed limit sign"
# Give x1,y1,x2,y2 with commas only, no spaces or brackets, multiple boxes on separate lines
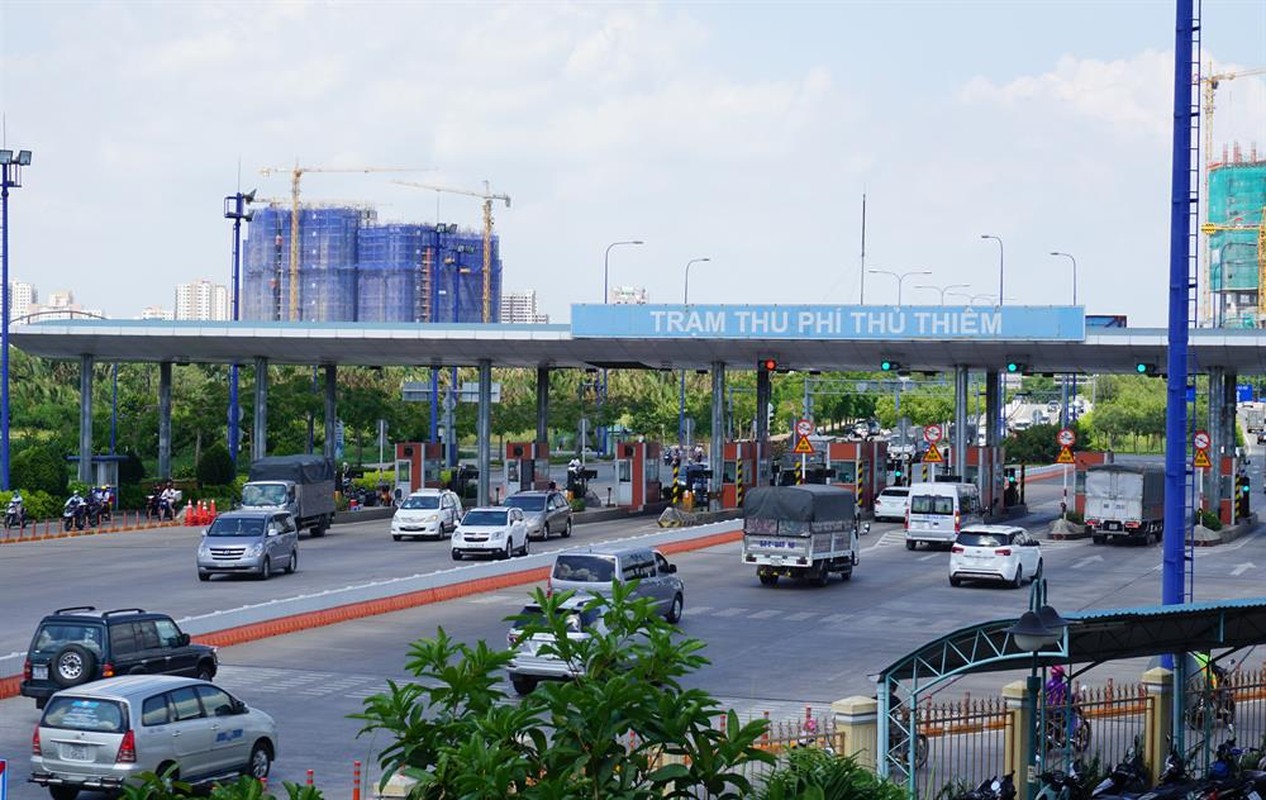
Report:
1057,428,1076,447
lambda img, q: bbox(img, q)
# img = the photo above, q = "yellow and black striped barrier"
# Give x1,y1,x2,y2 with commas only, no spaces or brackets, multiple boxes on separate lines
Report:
736,458,745,508
672,459,682,505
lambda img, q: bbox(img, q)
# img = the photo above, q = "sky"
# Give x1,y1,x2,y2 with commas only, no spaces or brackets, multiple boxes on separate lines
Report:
2,1,1264,328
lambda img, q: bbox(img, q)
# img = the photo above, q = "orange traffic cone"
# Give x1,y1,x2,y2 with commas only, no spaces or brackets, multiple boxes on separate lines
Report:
208,499,217,521
199,500,209,525
192,500,204,526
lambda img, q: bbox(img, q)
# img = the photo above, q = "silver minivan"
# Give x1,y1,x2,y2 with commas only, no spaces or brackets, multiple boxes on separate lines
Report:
547,546,684,623
196,510,299,581
30,674,277,798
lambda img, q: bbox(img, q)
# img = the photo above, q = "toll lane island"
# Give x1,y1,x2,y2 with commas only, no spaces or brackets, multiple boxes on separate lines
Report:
573,304,1085,340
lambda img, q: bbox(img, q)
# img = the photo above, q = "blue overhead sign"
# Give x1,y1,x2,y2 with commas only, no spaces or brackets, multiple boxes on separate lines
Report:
571,305,1085,341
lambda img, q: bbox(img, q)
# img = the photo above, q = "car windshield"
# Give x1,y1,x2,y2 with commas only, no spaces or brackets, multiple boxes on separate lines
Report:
42,697,126,733
207,517,265,537
241,483,287,506
910,495,955,514
463,510,508,526
880,489,909,499
505,495,545,512
957,532,1006,547
401,495,440,510
33,623,104,655
552,555,616,583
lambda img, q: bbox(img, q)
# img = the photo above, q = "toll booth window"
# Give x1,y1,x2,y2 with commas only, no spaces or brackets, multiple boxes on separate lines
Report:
424,461,440,484
617,460,631,482
722,460,737,483
397,461,412,484
831,462,857,483
644,457,658,484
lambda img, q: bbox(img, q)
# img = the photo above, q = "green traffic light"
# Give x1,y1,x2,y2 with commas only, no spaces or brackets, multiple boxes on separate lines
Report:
881,361,892,371
1136,363,1149,374
1007,363,1018,373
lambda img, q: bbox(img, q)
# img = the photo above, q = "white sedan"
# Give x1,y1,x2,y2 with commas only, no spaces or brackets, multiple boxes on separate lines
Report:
451,507,530,560
948,525,1042,588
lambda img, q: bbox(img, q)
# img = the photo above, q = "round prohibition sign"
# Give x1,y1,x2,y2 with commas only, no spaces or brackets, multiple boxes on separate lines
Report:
923,424,943,443
796,419,813,437
1193,430,1211,451
1057,428,1077,447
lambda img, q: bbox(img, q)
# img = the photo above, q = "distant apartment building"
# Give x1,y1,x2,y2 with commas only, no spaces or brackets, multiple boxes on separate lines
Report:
500,289,549,324
8,281,37,324
609,286,648,305
31,290,105,321
175,280,229,321
140,306,174,321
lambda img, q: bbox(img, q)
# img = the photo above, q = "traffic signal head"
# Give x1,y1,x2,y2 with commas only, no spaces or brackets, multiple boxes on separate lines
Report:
880,360,900,372
1005,361,1028,374
1135,362,1157,375
760,358,777,372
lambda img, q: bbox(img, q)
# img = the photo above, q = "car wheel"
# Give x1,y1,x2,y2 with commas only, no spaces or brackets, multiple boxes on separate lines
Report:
451,549,462,561
1033,559,1043,582
503,541,513,560
247,742,272,779
198,571,211,582
906,540,916,551
511,677,537,696
520,536,530,556
1011,565,1024,589
258,556,271,580
562,518,572,538
759,573,778,586
666,593,683,624
540,524,550,540
1092,534,1105,545
949,574,962,587
392,534,402,542
156,762,180,783
50,786,81,800
285,549,297,574
196,661,216,682
52,644,96,688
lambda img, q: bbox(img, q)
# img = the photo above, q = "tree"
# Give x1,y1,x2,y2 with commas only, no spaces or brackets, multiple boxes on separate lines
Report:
354,584,773,798
196,443,236,486
12,444,69,497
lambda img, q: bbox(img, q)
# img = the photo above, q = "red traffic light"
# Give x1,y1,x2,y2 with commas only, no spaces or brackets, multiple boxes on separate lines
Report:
760,358,777,371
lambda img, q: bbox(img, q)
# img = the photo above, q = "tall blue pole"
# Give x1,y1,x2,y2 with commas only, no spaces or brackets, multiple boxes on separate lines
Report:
1,163,11,491
225,194,248,465
1163,0,1196,607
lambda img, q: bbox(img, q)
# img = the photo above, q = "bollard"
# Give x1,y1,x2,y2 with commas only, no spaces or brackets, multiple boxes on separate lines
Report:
736,457,745,509
306,769,314,786
672,459,681,505
352,759,362,800
260,776,268,791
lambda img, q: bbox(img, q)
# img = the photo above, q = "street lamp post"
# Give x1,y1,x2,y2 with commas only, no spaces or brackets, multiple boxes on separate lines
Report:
1,148,32,491
1005,578,1068,800
223,190,257,465
867,268,932,306
980,235,1005,306
1049,252,1078,306
602,240,644,303
915,282,971,305
1049,252,1079,428
680,257,712,445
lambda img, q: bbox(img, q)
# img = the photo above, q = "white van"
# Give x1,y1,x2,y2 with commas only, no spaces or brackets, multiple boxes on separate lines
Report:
904,482,983,550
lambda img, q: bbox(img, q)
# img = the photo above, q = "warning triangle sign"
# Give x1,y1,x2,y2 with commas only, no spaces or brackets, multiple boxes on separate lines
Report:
921,445,943,463
1193,449,1212,468
1056,446,1075,464
792,434,815,454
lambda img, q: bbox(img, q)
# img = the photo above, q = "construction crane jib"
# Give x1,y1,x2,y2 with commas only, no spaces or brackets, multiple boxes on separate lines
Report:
258,163,432,321
392,179,511,323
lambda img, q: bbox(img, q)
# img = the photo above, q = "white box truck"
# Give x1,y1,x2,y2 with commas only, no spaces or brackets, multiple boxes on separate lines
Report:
741,484,860,587
1084,464,1165,545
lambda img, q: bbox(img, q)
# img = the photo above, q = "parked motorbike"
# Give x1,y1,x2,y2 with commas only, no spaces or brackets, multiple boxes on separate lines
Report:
1187,660,1236,729
954,773,1016,800
4,493,27,530
62,492,89,531
1090,735,1149,798
1036,760,1088,800
1044,702,1092,755
889,708,929,769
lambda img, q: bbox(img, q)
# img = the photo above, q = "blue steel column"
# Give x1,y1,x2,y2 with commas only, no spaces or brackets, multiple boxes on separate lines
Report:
953,366,968,479
158,362,172,480
323,365,336,461
477,359,491,507
985,370,1002,511
78,355,94,484
535,366,549,445
710,361,725,508
1163,0,1196,607
756,365,772,484
253,357,268,462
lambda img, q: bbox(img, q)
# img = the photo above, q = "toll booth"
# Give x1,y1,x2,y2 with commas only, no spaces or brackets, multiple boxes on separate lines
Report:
503,441,551,499
394,442,445,498
1070,450,1112,516
614,441,661,510
824,439,888,515
720,441,757,509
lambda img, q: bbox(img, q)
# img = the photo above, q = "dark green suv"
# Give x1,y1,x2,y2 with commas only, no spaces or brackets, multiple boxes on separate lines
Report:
20,606,219,708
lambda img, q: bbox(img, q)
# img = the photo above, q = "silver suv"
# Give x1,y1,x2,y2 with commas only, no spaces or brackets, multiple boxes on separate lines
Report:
548,546,683,623
196,510,298,581
505,597,607,695
504,490,573,540
30,674,277,799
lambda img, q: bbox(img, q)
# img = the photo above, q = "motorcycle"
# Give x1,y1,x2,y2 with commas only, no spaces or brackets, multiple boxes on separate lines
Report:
5,494,27,530
1044,703,1092,755
145,491,174,521
1036,760,1088,800
62,492,89,531
1187,660,1236,729
1090,735,1149,798
889,707,929,770
88,487,113,525
954,773,1016,800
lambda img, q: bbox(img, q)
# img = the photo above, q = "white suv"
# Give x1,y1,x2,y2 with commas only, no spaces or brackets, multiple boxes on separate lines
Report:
873,487,911,522
949,525,1043,588
391,488,463,541
30,674,277,798
506,597,608,695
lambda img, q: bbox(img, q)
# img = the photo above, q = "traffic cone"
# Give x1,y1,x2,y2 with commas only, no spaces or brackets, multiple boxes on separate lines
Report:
208,499,217,521
199,500,209,524
183,501,195,525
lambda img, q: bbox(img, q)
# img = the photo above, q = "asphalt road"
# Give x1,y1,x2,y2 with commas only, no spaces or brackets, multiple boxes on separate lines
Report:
3,478,1264,799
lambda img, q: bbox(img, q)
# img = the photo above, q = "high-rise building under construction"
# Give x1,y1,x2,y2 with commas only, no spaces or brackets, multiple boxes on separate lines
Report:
1206,145,1266,328
241,203,501,324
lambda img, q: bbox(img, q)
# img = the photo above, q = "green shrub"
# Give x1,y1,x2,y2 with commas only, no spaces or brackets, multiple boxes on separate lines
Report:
119,451,145,485
12,445,68,497
117,483,148,511
570,497,586,512
1062,510,1084,524
1197,508,1223,530
757,746,906,800
196,444,236,487
1,489,58,521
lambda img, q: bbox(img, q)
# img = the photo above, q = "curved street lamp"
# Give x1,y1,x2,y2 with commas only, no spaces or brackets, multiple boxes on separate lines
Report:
603,240,645,303
868,268,932,306
680,257,712,445
915,282,971,305
980,234,1005,306
1049,251,1078,306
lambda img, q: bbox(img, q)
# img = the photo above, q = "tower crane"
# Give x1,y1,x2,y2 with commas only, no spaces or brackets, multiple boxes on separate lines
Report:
258,163,431,320
1198,65,1266,325
1200,210,1266,319
392,180,511,323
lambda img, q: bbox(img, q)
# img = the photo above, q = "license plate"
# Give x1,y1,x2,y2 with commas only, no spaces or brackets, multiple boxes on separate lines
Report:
62,743,90,761
33,665,48,680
